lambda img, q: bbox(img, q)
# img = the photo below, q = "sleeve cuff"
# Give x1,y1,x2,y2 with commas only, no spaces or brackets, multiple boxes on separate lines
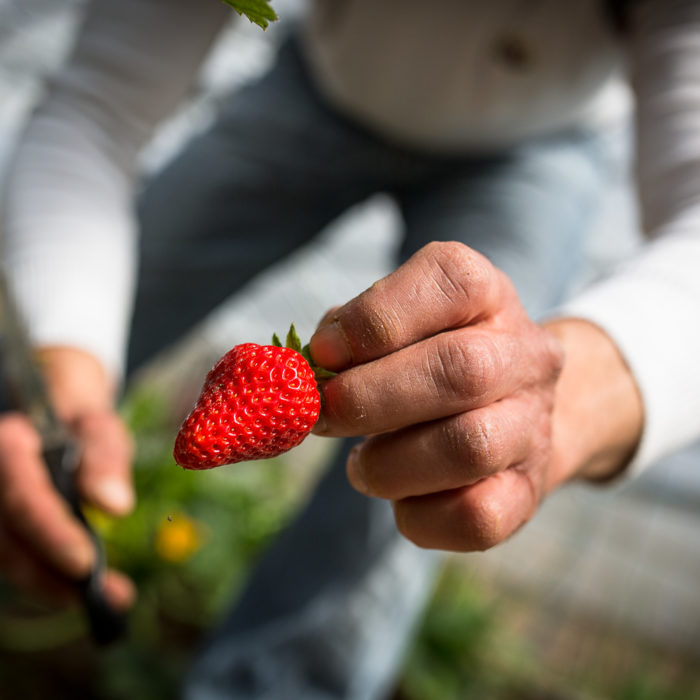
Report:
557,229,700,476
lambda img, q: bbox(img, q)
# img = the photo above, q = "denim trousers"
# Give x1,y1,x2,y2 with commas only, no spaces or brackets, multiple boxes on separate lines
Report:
128,37,611,700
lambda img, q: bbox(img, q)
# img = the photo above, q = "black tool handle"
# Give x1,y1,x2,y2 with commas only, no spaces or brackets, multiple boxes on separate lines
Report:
42,442,127,645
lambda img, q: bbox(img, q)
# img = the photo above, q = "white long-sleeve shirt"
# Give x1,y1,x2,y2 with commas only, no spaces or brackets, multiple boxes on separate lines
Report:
2,0,700,472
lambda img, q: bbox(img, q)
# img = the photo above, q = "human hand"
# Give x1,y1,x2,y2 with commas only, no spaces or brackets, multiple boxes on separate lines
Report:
0,347,135,608
309,242,566,551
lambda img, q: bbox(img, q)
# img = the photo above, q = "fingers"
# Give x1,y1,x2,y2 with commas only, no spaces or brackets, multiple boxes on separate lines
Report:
0,526,77,604
0,415,95,578
393,467,543,552
0,412,137,610
310,242,506,371
347,393,551,500
316,323,561,437
74,412,135,515
0,524,135,609
316,305,341,330
308,241,564,553
102,569,137,611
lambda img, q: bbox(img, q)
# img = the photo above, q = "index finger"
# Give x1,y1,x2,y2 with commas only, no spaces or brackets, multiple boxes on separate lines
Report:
309,241,506,371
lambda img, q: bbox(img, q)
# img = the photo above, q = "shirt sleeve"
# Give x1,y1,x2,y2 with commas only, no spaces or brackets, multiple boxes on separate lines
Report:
0,0,228,380
560,0,700,473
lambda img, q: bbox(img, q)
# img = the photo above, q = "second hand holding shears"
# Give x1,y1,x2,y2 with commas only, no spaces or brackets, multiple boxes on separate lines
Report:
0,273,127,645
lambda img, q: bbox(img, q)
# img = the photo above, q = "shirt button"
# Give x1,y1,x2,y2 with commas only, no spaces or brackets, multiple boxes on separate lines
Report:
492,35,534,70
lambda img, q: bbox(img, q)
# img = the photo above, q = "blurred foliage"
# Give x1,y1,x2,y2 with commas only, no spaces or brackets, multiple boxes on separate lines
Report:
397,567,505,700
396,567,700,700
103,388,298,624
95,387,305,698
0,385,698,699
0,384,305,699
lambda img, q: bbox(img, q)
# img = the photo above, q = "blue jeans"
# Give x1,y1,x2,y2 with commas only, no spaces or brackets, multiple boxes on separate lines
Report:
130,37,610,700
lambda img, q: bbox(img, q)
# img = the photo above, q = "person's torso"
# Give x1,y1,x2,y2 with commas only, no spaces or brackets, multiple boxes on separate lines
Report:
302,0,631,151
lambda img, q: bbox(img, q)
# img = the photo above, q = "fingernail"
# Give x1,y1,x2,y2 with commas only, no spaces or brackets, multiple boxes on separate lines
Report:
93,479,134,514
347,444,368,495
309,321,352,370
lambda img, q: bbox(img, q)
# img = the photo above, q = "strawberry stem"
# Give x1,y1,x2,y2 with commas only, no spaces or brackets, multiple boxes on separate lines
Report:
272,323,337,380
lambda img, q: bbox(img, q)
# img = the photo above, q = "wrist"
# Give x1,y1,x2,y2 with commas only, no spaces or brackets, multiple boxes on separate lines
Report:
35,346,116,422
543,318,644,488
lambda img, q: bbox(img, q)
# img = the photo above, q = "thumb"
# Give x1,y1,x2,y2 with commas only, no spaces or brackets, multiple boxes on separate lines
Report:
315,306,342,331
75,411,135,516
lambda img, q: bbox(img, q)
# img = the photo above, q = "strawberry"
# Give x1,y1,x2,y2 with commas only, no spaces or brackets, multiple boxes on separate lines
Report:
173,325,328,469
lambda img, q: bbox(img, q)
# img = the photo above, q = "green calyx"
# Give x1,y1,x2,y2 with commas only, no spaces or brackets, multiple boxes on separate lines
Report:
272,324,336,380
220,0,278,30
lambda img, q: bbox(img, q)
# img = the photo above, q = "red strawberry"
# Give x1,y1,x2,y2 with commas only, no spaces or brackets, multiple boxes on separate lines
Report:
173,325,326,469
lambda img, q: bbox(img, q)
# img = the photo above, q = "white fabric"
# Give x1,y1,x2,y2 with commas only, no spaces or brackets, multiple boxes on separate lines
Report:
1,0,228,376
561,0,700,471
1,0,700,471
303,0,630,151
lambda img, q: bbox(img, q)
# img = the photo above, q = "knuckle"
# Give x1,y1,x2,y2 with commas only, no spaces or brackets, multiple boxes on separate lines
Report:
456,414,502,474
439,416,484,479
463,339,500,396
352,293,404,353
423,241,492,311
467,494,507,551
425,240,472,270
441,417,469,463
433,334,500,400
425,240,480,273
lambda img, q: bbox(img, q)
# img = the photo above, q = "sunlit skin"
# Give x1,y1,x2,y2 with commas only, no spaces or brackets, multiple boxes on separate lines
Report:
0,349,135,609
0,242,642,601
309,242,643,551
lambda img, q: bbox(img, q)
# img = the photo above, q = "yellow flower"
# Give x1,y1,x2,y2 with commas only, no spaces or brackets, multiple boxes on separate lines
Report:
154,512,206,563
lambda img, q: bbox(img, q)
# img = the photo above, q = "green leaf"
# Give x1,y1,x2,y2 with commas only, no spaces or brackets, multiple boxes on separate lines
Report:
273,324,337,380
285,323,303,354
220,0,278,29
300,343,313,367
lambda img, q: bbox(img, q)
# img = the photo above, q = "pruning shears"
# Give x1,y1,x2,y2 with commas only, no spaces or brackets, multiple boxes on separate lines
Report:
0,272,127,645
